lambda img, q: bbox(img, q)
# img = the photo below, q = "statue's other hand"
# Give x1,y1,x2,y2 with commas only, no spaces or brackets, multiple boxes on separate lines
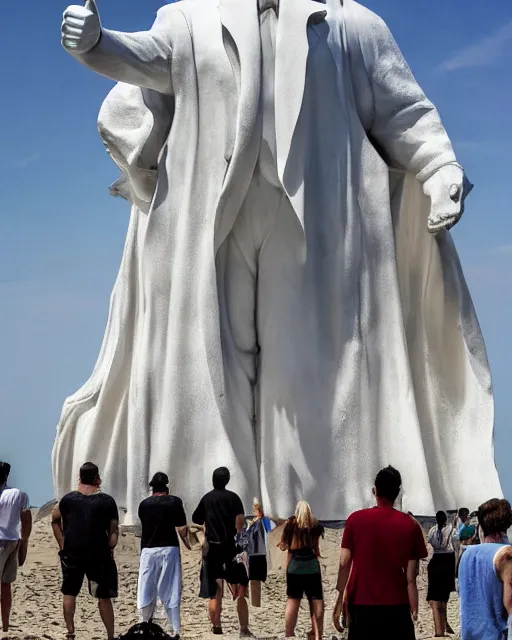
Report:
424,164,472,234
62,0,101,55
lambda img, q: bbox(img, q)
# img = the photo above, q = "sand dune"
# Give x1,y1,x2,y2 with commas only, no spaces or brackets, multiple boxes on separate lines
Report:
5,517,460,639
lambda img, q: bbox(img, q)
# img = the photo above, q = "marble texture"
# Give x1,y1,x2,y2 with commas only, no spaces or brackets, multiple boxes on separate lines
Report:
54,0,503,524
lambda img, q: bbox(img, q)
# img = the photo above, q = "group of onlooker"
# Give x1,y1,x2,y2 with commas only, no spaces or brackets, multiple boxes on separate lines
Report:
2,458,512,640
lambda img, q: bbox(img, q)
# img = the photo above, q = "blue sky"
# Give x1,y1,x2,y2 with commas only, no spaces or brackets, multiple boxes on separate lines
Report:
0,0,511,507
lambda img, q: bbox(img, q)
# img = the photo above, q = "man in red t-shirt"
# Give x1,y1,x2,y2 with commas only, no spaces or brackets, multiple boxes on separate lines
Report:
333,466,427,639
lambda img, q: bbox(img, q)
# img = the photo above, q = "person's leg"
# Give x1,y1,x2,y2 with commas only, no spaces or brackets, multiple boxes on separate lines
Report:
209,581,223,630
98,599,115,640
444,602,454,634
140,603,157,622
88,554,118,640
139,548,159,623
285,598,301,637
63,595,77,637
60,552,84,639
0,541,19,632
236,585,249,634
159,547,182,635
0,583,12,632
431,601,445,636
309,598,324,640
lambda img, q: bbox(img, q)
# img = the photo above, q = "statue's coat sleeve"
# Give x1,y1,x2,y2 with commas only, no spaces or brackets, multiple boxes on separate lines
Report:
70,5,178,95
348,3,457,182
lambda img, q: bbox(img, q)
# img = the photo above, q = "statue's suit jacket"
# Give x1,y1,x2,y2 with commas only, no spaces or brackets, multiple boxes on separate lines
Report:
53,0,502,523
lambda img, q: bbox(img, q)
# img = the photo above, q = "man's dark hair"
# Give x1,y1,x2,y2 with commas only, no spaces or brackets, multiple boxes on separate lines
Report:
374,466,402,503
79,462,100,486
212,467,230,490
149,472,169,494
458,507,470,521
478,499,512,538
436,510,447,528
0,461,11,485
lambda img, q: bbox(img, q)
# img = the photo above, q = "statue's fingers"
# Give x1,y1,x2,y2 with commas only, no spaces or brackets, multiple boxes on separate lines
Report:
63,26,84,38
64,16,86,28
63,6,90,20
62,37,80,48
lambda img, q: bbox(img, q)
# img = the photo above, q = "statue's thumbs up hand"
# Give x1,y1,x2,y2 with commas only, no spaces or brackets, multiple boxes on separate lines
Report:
62,0,101,55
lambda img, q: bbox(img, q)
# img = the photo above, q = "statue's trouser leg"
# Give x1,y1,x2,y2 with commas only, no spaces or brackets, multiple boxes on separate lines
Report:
216,172,284,507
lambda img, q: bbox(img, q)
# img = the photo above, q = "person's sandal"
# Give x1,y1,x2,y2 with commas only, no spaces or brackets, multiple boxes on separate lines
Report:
212,626,223,635
65,634,76,640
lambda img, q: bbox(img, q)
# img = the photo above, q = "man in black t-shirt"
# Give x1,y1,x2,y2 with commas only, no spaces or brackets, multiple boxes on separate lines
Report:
192,467,249,636
51,462,119,640
137,472,190,637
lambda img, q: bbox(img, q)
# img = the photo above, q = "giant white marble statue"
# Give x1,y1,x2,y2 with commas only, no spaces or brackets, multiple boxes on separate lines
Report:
54,0,503,524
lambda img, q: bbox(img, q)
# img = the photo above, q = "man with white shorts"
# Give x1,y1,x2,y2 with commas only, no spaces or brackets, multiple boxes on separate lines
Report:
0,461,32,633
137,472,190,639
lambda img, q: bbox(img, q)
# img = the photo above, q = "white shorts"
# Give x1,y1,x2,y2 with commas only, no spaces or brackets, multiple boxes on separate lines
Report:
0,541,19,584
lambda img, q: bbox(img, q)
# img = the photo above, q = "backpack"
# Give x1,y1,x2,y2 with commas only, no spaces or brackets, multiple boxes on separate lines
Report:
119,622,173,639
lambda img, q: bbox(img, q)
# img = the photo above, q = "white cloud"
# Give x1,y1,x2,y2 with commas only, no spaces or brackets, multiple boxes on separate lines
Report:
438,20,512,72
491,244,512,257
13,153,41,169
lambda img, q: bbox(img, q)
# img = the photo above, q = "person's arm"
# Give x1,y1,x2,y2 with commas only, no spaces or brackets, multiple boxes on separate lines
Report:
234,494,246,534
108,498,119,550
62,2,176,94
175,499,191,550
18,496,33,567
51,503,65,551
192,498,205,527
109,519,119,550
495,546,512,614
177,525,191,550
333,548,352,633
235,513,246,534
407,559,420,621
333,518,355,634
20,506,32,542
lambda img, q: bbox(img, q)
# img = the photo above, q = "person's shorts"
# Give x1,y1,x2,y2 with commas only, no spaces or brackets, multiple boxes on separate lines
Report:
348,604,415,640
0,541,19,584
249,555,268,582
200,543,249,599
59,550,118,599
286,570,323,601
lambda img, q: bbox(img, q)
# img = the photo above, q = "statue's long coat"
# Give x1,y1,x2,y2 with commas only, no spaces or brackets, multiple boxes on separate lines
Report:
53,0,502,523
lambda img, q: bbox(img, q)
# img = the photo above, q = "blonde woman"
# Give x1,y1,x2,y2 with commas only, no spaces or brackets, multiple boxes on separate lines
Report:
279,501,324,640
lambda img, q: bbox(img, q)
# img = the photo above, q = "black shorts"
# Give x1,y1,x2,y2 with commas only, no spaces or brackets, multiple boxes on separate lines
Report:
200,543,249,599
427,552,456,603
348,605,415,640
286,571,323,601
60,550,118,599
249,555,268,582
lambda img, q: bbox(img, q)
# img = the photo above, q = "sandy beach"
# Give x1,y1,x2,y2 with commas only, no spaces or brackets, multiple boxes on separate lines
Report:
5,514,460,640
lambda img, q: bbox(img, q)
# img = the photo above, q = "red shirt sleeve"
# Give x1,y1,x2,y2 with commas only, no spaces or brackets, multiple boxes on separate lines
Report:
342,514,356,552
410,521,428,560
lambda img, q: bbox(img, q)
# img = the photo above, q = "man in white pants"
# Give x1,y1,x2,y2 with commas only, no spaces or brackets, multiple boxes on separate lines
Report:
138,473,190,638
0,462,32,634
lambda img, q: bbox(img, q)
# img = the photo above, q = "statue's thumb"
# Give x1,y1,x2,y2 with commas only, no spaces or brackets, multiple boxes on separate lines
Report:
84,0,99,17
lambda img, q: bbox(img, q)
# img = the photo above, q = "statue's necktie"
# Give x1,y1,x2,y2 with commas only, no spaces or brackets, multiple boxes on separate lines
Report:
258,0,278,16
